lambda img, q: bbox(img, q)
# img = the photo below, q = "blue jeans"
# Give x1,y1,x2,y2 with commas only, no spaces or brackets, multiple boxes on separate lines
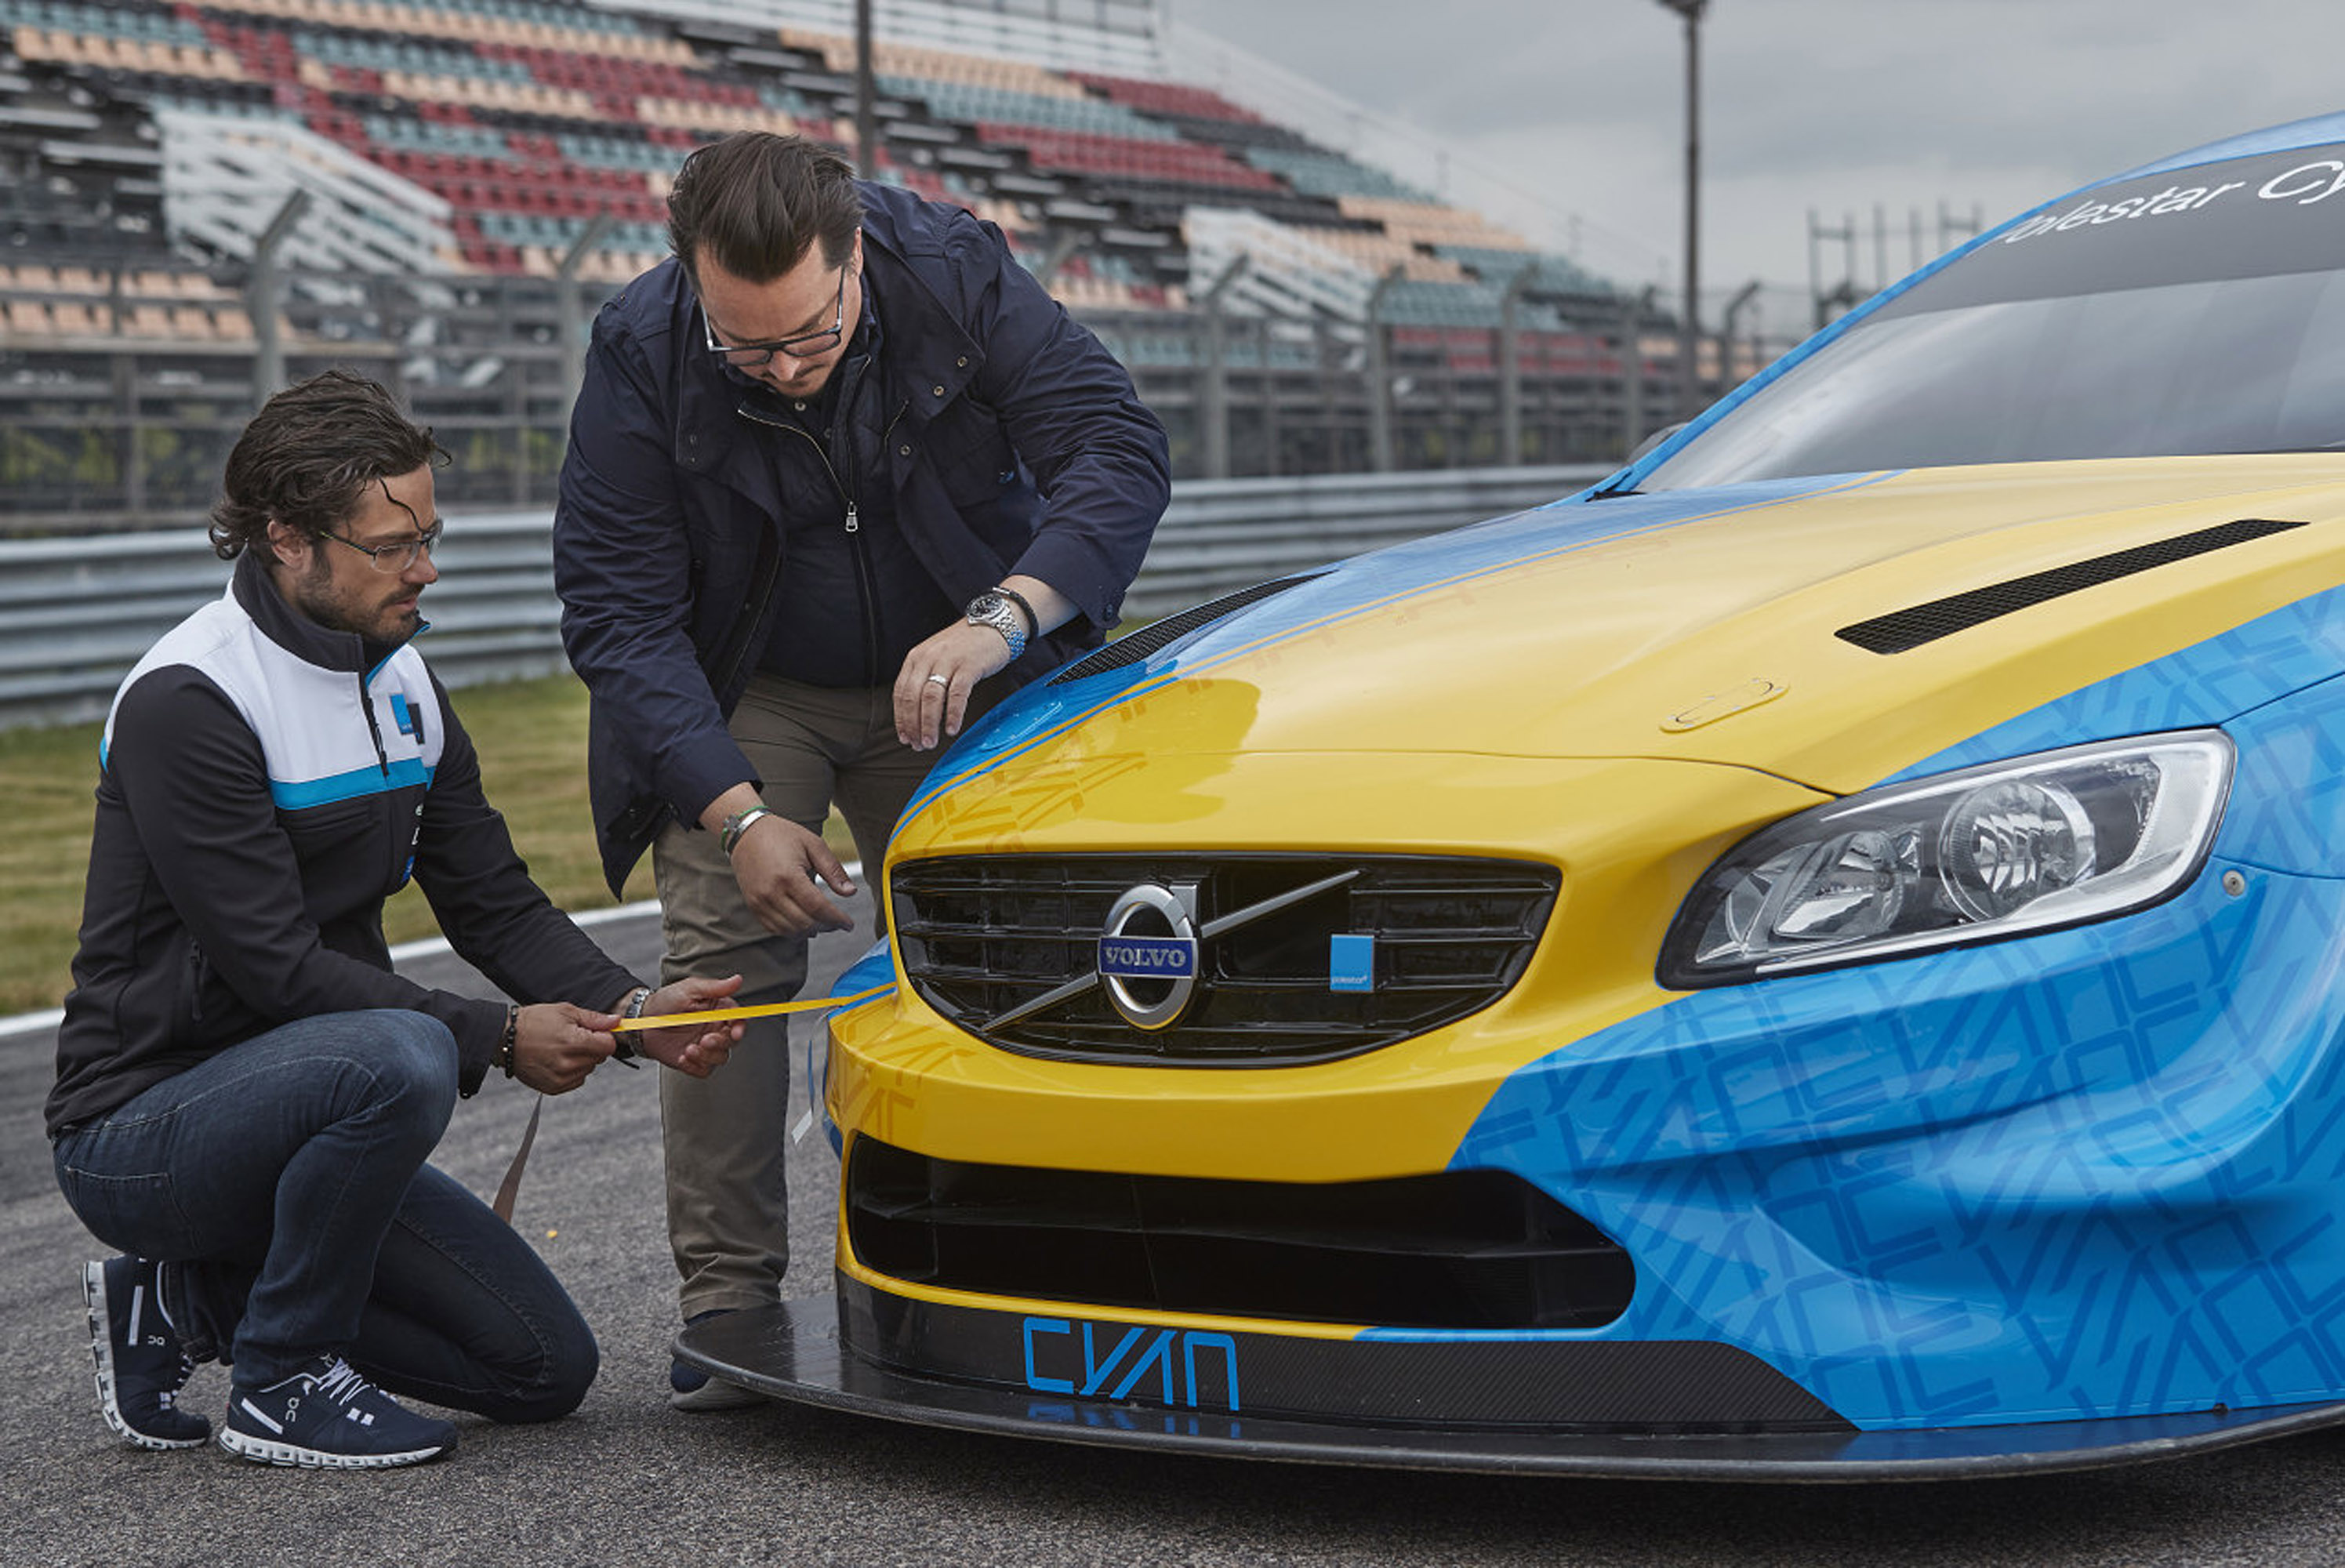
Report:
53,1009,597,1420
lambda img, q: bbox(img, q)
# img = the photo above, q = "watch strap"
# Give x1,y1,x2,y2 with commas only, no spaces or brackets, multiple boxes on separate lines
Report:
612,986,650,1063
993,585,1037,638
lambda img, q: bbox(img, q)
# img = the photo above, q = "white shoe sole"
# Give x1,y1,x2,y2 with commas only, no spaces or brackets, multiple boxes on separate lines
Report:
670,1375,768,1413
216,1426,452,1469
83,1261,207,1452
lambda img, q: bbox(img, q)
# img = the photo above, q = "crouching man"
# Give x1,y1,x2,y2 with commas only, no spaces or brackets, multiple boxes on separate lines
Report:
46,371,742,1469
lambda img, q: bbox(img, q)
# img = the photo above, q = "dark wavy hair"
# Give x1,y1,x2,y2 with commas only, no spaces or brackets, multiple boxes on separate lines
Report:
209,370,445,560
666,132,863,283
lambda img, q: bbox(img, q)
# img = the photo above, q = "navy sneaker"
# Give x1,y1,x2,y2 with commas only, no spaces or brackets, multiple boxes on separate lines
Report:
83,1256,209,1450
219,1355,456,1469
670,1308,764,1412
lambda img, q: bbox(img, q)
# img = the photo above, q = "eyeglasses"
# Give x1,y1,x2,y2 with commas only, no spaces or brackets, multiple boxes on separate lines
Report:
701,266,851,369
323,519,442,574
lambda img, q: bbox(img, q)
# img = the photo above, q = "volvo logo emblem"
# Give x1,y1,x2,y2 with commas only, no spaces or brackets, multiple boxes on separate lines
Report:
1097,884,1200,1030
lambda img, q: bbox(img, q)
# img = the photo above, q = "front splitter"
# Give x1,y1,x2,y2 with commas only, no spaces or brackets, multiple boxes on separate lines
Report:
676,1298,2345,1482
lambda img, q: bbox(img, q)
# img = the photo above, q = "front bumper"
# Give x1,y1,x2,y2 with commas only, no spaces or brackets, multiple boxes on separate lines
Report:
677,1286,2345,1480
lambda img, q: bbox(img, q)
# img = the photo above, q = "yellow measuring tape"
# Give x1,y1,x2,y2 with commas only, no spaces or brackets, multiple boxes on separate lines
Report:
609,981,894,1032
494,980,895,1223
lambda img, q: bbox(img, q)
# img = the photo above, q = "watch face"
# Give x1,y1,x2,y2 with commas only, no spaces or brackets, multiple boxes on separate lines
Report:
966,592,1026,655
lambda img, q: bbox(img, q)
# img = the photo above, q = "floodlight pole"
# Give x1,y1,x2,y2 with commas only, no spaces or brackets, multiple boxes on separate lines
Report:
1653,0,1706,423
854,0,877,175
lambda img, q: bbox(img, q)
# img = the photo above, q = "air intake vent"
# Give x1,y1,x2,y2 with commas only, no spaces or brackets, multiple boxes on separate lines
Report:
1836,518,2307,655
846,1138,1635,1330
1049,573,1324,684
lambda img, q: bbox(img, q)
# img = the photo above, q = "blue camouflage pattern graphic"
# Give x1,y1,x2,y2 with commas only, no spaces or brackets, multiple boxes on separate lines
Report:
1442,601,2345,1430
1890,586,2345,786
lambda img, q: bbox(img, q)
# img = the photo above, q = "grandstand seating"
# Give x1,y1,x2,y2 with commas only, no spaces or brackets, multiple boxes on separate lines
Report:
884,75,1178,141
782,27,1080,97
1066,71,1259,127
0,256,272,346
1243,146,1430,204
0,0,1721,521
0,0,1637,377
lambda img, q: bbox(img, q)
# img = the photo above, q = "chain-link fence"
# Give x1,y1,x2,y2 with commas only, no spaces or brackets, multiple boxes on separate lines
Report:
0,260,1768,535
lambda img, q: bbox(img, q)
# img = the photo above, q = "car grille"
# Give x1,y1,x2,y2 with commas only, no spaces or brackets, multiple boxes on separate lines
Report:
846,1138,1635,1331
891,853,1558,1066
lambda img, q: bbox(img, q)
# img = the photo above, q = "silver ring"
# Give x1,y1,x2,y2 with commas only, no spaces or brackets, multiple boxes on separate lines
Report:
926,673,949,686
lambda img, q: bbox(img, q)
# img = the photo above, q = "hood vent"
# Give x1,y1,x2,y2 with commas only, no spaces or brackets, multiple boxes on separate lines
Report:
1049,573,1325,685
1836,518,2307,655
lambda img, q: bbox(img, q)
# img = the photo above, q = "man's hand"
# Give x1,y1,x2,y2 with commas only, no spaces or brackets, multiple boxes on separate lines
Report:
896,575,1073,751
895,619,1015,751
730,813,857,937
510,1002,622,1095
626,974,748,1077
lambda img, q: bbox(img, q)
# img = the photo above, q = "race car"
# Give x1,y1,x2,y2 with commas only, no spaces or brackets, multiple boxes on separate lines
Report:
679,111,2345,1478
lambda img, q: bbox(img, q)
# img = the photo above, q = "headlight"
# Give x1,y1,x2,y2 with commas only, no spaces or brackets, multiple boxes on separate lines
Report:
1659,731,2234,988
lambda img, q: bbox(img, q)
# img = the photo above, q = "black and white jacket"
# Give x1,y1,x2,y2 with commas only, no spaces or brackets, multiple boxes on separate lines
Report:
47,550,638,1136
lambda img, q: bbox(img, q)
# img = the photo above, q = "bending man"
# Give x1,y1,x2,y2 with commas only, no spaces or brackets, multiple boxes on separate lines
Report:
555,132,1169,1408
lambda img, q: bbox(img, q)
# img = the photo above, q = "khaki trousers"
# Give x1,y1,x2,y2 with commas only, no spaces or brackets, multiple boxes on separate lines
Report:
650,673,943,1319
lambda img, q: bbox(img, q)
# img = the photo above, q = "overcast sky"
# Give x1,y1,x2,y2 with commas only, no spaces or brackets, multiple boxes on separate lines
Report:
1161,0,2345,321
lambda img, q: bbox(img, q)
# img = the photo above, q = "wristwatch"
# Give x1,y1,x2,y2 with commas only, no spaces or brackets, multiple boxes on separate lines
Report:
964,589,1029,660
612,985,649,1065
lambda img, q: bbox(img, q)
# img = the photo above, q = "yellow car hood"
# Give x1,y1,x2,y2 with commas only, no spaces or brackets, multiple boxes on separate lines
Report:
993,456,2345,798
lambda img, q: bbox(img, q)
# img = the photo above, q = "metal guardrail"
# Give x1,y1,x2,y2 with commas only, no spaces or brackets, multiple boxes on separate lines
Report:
0,463,1602,730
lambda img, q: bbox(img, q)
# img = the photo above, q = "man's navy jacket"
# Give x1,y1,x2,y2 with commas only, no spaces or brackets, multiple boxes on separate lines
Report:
555,182,1171,894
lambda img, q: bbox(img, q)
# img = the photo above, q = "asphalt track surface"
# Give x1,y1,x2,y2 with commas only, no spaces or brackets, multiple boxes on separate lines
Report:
11,908,2345,1566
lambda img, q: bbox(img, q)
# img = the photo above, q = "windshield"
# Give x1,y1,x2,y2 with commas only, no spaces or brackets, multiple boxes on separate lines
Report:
1646,143,2345,489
